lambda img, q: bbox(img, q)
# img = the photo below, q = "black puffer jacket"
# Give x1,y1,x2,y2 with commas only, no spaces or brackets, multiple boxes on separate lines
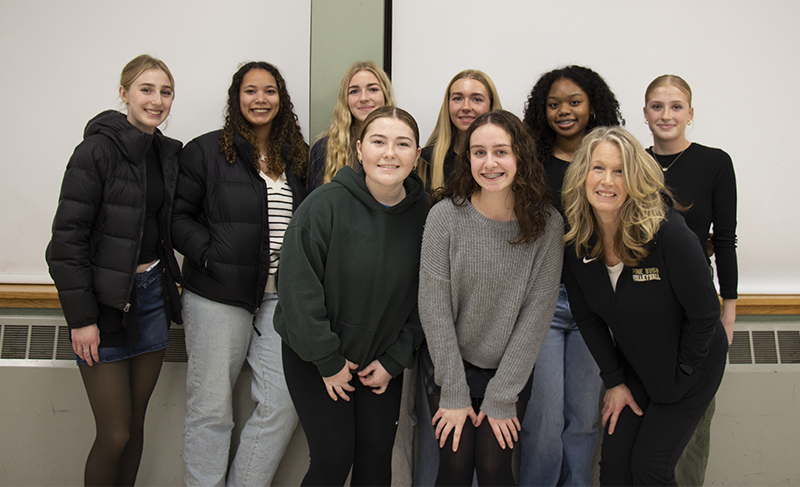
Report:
172,130,308,313
46,110,183,338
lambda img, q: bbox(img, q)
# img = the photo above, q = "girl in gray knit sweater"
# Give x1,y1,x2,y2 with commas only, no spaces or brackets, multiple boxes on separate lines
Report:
419,110,563,486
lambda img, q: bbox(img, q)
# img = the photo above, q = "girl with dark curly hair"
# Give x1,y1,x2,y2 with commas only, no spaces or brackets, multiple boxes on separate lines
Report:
520,65,624,487
419,110,563,486
172,61,308,486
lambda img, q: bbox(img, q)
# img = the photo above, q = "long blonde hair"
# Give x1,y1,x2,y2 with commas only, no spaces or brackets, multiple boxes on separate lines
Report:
562,126,670,266
317,61,396,185
420,69,501,190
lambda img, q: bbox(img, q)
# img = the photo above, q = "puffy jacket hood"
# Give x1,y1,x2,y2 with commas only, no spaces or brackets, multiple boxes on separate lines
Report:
331,166,427,212
84,109,181,163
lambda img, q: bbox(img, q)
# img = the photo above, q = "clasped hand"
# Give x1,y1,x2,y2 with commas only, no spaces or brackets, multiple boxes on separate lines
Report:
323,359,392,401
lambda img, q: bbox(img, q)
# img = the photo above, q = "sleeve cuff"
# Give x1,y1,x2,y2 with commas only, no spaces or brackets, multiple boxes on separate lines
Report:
314,352,346,378
601,368,625,390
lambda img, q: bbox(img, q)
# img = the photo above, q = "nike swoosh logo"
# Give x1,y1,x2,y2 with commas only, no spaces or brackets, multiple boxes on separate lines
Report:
583,256,597,264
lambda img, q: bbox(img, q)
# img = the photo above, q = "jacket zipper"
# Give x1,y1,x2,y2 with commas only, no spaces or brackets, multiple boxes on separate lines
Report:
123,135,152,324
251,162,270,336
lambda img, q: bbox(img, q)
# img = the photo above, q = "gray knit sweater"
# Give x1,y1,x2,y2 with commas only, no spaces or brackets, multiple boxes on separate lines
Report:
419,198,564,419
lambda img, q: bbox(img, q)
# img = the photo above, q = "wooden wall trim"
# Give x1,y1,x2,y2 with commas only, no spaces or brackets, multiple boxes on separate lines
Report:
735,295,800,315
1,284,799,315
0,284,61,309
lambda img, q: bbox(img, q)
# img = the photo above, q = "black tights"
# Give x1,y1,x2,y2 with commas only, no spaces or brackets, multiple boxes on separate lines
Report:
429,396,527,487
79,349,165,486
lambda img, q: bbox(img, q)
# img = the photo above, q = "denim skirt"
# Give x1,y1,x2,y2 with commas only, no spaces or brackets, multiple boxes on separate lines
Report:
76,262,170,365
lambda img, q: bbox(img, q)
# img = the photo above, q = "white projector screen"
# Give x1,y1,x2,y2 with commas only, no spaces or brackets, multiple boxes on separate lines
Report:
0,0,311,283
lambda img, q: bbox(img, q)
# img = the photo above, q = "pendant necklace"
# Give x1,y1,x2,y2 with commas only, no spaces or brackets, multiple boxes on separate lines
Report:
659,145,688,172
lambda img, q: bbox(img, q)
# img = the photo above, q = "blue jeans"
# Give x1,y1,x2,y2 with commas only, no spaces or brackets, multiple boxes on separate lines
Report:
521,285,603,486
182,290,298,487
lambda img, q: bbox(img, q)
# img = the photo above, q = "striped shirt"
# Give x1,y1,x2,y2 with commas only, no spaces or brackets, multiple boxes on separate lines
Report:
259,170,293,293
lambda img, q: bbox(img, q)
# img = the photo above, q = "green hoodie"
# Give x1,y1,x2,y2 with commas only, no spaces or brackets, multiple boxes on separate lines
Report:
274,166,428,378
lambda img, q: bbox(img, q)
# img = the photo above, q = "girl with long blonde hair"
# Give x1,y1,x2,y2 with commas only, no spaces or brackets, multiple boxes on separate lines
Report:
307,61,396,191
418,69,501,190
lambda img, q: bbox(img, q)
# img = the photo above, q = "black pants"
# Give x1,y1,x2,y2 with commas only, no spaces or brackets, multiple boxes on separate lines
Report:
282,342,403,487
599,357,726,486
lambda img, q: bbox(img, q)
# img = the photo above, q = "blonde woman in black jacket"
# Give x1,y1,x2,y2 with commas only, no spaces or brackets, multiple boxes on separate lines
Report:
560,126,727,486
46,54,182,486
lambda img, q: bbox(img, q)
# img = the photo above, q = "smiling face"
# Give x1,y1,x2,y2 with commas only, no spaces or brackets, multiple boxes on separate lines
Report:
357,116,420,193
546,77,593,144
644,84,694,146
449,78,491,134
239,69,280,129
347,70,386,123
119,68,173,133
469,123,517,197
585,141,628,222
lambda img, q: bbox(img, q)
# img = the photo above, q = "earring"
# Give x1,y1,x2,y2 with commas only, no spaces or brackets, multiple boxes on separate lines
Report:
688,120,692,125
644,120,648,125
590,113,596,123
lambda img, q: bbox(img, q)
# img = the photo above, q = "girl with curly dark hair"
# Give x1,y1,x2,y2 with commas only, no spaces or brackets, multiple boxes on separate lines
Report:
419,110,563,486
172,61,308,486
520,65,624,487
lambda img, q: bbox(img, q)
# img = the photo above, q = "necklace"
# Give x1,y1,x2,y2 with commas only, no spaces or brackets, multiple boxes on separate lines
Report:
658,146,689,172
554,147,572,161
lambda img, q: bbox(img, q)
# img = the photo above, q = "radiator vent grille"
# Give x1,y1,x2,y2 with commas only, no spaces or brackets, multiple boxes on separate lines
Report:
1,321,799,367
728,329,800,365
0,323,187,363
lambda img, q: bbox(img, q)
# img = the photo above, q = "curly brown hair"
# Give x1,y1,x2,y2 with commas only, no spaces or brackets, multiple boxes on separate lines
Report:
219,61,308,178
431,110,553,245
523,65,624,166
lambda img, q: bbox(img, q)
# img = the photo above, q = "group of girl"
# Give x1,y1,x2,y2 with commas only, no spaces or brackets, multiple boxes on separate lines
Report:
47,53,736,487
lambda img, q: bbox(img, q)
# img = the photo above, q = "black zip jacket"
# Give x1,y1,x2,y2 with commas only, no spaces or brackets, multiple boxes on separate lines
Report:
172,130,307,313
563,209,728,404
46,110,183,343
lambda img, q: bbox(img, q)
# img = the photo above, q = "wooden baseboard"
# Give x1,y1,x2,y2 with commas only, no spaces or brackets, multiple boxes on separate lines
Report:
0,284,61,309
735,295,800,315
1,284,799,315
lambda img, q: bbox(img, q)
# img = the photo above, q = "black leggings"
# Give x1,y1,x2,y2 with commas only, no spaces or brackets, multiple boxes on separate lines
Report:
282,342,403,487
599,357,726,486
79,349,166,486
428,396,527,487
